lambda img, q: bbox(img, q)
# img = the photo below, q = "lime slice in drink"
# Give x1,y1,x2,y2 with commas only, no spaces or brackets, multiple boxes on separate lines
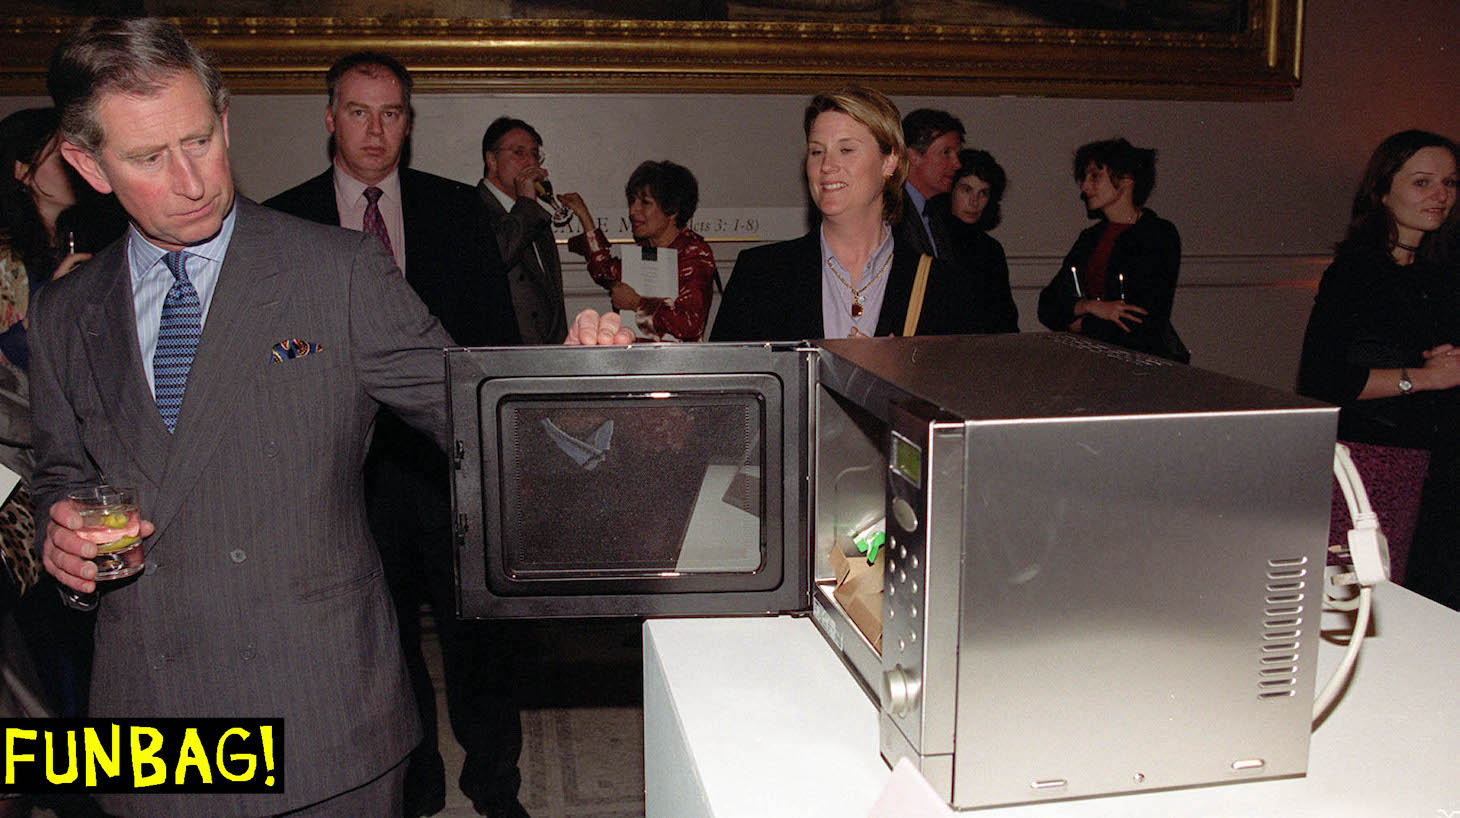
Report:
97,534,140,554
102,511,129,529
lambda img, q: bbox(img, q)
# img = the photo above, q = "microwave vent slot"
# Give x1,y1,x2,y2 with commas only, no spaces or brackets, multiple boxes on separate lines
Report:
1255,555,1308,700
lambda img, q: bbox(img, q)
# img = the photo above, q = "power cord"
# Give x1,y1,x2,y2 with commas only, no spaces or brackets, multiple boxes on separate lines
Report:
1312,443,1389,725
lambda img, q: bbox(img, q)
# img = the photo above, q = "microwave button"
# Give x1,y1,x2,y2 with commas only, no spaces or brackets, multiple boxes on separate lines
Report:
882,665,920,715
892,497,919,532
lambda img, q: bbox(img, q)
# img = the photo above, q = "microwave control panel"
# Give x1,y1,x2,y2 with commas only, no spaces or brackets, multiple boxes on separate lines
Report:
880,400,962,759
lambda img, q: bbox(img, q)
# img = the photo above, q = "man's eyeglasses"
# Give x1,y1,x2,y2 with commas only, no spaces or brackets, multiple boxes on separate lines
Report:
496,146,545,164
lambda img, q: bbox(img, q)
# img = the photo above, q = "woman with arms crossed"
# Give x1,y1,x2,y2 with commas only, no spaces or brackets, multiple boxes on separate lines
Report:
1298,130,1460,609
1037,138,1185,361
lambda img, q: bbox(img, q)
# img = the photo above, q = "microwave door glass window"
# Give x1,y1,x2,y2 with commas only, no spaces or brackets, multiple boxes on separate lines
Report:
499,395,765,579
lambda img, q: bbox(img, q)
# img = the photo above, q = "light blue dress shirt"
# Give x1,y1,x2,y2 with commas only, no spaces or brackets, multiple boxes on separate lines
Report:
129,203,237,398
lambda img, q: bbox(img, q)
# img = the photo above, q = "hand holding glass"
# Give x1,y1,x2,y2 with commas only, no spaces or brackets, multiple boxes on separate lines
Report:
69,485,143,580
534,179,576,227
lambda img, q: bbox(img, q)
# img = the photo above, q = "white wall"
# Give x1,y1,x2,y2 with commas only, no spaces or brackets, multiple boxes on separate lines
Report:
6,0,1457,391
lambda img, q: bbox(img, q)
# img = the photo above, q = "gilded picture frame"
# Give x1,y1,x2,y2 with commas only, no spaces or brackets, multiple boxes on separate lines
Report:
0,1,1301,100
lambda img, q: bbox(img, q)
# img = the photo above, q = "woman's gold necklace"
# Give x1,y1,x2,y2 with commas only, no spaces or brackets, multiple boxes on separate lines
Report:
828,242,894,318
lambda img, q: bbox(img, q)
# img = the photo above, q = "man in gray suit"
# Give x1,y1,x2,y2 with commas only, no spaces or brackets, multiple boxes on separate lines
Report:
34,16,632,816
479,116,569,345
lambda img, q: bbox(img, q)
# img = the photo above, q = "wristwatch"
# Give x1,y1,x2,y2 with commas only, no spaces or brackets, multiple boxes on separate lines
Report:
1398,367,1414,395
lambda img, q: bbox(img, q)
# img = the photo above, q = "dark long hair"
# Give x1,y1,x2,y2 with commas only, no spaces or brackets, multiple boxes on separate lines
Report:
0,107,62,278
1337,129,1459,263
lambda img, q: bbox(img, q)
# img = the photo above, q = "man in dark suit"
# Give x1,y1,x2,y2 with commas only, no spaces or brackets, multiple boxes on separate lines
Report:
265,53,526,818
896,108,964,260
479,117,569,345
35,19,446,815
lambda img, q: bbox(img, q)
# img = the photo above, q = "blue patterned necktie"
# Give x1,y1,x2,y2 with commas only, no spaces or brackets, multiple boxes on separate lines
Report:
362,186,394,258
153,250,201,432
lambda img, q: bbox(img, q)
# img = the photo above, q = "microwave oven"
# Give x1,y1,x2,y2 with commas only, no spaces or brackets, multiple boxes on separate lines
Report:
445,333,1338,809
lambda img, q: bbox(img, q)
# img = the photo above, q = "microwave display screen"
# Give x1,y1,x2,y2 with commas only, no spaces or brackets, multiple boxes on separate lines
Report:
889,431,922,488
496,392,766,581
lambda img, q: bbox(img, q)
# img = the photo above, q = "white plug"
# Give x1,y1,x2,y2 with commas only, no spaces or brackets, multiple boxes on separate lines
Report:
1345,515,1390,587
1331,444,1391,588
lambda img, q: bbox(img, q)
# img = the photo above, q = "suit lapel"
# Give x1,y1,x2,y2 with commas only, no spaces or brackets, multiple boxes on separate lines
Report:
876,242,919,337
78,241,170,489
400,169,426,281
305,169,340,226
148,199,283,540
928,206,956,265
789,233,825,339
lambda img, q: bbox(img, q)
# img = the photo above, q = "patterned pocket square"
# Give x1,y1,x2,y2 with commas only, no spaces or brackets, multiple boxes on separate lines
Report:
270,339,324,363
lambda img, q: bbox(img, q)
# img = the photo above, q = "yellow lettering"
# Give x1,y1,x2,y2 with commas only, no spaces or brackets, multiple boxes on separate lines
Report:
5,728,37,785
84,725,122,787
216,728,256,782
174,728,212,785
260,724,276,787
130,727,166,787
44,730,79,784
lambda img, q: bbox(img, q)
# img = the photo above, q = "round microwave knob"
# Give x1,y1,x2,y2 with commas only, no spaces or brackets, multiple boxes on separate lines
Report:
892,497,919,533
882,666,920,716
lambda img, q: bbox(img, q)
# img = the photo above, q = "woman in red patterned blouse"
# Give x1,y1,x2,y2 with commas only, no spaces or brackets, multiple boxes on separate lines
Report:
560,160,717,341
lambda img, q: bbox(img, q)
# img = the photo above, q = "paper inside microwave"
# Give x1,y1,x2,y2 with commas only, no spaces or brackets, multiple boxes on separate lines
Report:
830,533,884,653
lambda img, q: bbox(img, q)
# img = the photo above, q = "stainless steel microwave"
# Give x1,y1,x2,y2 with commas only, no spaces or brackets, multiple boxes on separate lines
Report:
445,334,1338,810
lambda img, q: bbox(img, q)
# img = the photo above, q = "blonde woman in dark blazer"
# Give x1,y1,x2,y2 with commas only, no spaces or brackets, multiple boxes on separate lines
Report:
712,86,980,342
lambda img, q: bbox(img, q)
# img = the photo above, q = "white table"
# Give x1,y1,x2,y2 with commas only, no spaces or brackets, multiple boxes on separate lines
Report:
643,582,1460,817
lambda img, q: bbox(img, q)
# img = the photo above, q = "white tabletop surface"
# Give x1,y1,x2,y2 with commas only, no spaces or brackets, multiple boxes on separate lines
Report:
643,582,1460,817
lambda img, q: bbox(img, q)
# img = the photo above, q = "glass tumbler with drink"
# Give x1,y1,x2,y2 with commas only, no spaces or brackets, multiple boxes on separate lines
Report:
58,485,143,610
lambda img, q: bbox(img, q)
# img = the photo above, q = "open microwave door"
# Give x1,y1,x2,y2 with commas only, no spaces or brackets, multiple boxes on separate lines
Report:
447,343,812,619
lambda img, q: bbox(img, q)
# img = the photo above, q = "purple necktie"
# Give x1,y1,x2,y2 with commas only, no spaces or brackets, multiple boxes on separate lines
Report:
362,186,394,259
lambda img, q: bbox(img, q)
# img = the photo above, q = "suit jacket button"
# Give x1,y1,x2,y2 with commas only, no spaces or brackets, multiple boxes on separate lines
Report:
240,645,257,661
144,560,158,576
229,549,247,564
264,441,278,457
151,655,167,670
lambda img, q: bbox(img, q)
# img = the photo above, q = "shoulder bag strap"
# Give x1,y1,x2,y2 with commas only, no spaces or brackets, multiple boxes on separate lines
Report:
903,254,933,337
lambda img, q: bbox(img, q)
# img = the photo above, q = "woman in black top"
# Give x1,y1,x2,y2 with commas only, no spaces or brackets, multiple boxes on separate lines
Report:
1297,129,1460,609
1037,138,1184,360
934,149,1019,333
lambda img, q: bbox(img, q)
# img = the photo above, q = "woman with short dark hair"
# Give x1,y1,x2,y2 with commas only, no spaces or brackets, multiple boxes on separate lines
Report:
1037,137,1185,360
934,148,1018,332
1298,129,1460,609
562,160,717,341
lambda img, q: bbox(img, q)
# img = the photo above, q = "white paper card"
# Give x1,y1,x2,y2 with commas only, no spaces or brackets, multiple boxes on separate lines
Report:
0,462,19,504
866,758,955,818
616,244,678,328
